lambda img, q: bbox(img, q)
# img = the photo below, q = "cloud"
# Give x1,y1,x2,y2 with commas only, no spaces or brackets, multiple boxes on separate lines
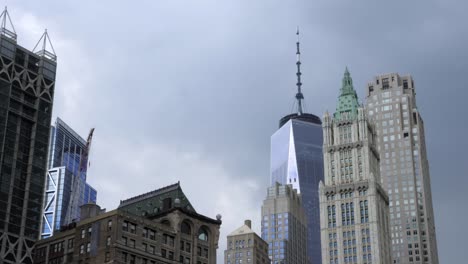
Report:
7,0,468,262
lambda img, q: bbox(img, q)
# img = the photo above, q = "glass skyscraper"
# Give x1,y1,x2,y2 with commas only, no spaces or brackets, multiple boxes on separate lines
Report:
269,30,324,264
0,9,57,263
270,114,323,264
40,117,97,239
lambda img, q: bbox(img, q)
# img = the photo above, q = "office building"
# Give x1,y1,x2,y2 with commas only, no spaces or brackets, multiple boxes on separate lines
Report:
224,220,269,264
0,8,57,263
270,29,323,264
41,118,97,239
261,183,307,264
319,68,391,264
34,182,222,264
365,73,439,264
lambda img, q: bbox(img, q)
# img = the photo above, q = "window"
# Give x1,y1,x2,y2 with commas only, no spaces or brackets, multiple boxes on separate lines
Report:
88,226,92,237
81,229,85,238
198,227,209,241
86,242,91,253
107,220,112,231
382,78,389,89
68,238,74,249
181,221,192,235
129,239,135,248
122,221,128,232
105,252,110,262
149,229,156,240
106,236,111,246
79,244,84,254
149,245,155,254
163,234,175,246
130,223,136,234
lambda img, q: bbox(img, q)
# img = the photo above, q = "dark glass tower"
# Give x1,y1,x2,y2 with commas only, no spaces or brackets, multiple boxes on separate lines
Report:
269,30,324,264
40,118,97,239
0,9,57,264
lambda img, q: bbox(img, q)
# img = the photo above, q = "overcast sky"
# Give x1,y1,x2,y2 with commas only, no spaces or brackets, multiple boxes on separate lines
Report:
6,0,467,262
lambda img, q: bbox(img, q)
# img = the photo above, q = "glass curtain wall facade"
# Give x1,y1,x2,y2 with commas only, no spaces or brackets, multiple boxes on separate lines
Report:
40,118,97,239
365,74,439,264
270,113,323,264
0,14,57,263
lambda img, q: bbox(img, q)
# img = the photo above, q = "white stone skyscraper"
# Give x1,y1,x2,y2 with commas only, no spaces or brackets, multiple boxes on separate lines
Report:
319,68,391,264
365,73,439,264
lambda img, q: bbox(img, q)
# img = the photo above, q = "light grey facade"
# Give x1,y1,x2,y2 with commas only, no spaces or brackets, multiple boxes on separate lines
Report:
261,183,307,264
224,220,269,264
365,73,439,264
319,69,391,264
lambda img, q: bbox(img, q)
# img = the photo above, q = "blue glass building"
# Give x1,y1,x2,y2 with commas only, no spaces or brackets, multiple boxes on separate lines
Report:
270,113,323,264
40,118,97,239
268,29,324,264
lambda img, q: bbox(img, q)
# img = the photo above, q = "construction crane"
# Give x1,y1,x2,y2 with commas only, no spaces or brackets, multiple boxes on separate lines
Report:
65,128,95,225
79,128,95,178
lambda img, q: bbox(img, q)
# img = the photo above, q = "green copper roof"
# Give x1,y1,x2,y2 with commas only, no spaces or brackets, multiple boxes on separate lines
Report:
334,67,360,120
118,182,195,216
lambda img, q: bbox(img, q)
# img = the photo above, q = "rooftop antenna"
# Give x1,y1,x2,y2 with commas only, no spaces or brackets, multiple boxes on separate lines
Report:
295,27,304,115
33,29,57,61
0,6,17,40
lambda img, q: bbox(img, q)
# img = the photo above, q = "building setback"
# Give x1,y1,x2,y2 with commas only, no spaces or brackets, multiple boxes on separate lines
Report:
41,118,97,239
0,8,57,264
319,68,391,264
270,29,323,264
33,183,221,264
365,73,439,264
224,220,269,264
261,183,307,264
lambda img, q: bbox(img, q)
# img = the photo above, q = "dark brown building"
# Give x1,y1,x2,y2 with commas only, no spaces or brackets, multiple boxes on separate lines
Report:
33,183,222,264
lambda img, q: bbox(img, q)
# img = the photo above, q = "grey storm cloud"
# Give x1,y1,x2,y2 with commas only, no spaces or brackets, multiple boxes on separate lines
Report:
8,0,468,262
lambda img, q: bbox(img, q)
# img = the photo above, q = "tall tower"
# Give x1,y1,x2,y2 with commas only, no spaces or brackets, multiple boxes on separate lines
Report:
0,8,57,263
319,68,391,264
365,73,439,264
261,183,308,264
40,117,97,239
270,29,323,264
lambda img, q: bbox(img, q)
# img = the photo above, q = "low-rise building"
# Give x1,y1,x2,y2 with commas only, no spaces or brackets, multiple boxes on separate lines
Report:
33,182,222,264
224,220,269,264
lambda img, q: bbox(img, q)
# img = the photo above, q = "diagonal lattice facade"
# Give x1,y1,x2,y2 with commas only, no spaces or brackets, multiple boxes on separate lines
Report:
0,12,57,263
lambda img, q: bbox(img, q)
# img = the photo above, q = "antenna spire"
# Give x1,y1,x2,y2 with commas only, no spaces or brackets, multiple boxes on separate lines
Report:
33,29,57,61
295,27,304,115
0,6,17,41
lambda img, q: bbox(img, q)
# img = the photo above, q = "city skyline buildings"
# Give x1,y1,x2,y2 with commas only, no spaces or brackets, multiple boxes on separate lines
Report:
261,183,308,264
40,117,97,239
269,29,323,264
0,8,57,263
365,73,439,264
319,68,391,264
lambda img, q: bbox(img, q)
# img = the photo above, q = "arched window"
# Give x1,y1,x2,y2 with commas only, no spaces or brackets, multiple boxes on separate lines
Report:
198,227,209,241
181,221,192,235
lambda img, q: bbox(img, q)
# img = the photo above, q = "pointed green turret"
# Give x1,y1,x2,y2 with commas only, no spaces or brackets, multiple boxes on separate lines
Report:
334,67,360,120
